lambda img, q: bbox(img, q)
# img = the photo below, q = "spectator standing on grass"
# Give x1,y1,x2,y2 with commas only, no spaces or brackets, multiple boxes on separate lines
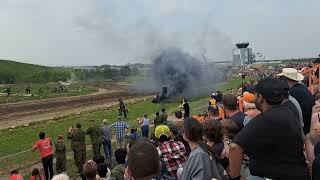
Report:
128,128,139,141
102,119,112,161
153,112,162,127
30,168,44,180
222,94,246,129
125,141,161,180
9,170,24,180
111,116,129,148
54,135,66,174
229,78,308,180
139,113,149,138
111,148,127,180
168,124,191,155
155,125,188,179
86,120,103,155
119,99,127,118
32,132,54,180
160,108,168,124
67,123,86,176
278,68,315,135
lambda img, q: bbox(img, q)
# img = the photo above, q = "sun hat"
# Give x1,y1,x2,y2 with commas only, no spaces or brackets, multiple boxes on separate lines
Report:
155,125,171,139
277,68,304,82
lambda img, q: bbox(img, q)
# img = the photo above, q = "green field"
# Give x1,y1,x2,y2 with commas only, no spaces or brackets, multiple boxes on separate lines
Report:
0,83,97,104
0,76,251,178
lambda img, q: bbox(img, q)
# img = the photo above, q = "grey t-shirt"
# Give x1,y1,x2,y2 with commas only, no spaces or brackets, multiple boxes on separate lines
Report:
102,125,111,141
180,146,222,180
289,95,304,138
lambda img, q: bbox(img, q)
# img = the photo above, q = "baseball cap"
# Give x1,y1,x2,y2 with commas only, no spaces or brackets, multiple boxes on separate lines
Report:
255,77,288,104
242,92,255,103
102,119,108,124
155,125,170,139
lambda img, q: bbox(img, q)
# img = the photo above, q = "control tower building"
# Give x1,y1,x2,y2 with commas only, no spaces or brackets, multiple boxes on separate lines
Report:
233,42,253,66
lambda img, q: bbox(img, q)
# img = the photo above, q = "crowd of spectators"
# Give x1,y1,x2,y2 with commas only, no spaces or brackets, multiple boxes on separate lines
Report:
8,61,320,180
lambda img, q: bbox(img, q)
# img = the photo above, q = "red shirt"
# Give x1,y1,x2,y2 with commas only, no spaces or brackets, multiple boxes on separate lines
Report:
9,174,24,180
33,138,53,158
30,176,44,180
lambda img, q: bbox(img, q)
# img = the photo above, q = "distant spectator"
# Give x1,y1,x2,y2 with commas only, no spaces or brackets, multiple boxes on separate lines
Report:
32,132,54,180
153,112,162,127
313,142,320,180
83,160,98,180
86,120,103,155
111,148,127,180
278,68,315,135
126,141,160,180
128,128,139,141
155,125,188,179
222,94,246,129
97,163,110,180
51,173,70,180
180,118,224,180
168,124,191,155
139,113,149,138
30,168,44,180
102,119,112,161
9,170,24,180
229,77,308,180
111,116,129,148
182,98,190,119
160,108,168,124
55,135,66,174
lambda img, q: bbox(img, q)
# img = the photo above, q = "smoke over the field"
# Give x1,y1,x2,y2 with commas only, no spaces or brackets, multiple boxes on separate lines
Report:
133,48,223,99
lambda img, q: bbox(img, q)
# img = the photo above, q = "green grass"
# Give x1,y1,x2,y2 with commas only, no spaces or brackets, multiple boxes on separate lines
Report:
218,76,255,92
0,76,249,178
0,82,97,104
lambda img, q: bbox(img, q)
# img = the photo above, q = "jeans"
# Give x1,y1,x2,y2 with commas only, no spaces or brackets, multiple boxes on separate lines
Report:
103,140,112,160
42,154,54,180
141,125,149,138
117,138,125,148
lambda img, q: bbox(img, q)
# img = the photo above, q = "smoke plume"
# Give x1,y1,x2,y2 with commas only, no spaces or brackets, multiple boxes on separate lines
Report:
135,48,224,99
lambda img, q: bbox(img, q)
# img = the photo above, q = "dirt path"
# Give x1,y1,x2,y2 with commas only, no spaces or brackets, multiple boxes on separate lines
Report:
0,82,150,130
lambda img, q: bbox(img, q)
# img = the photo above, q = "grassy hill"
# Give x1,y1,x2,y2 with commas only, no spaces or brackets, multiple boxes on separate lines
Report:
0,59,70,84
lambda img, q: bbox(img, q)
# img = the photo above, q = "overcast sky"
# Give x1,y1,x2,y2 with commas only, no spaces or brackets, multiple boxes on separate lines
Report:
0,0,319,66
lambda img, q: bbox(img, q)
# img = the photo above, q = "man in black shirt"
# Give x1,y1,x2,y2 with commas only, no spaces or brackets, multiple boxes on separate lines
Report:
229,78,308,180
222,94,246,129
182,98,190,119
278,68,315,134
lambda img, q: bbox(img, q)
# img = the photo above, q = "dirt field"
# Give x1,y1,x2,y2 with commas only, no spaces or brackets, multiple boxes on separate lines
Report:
0,81,150,129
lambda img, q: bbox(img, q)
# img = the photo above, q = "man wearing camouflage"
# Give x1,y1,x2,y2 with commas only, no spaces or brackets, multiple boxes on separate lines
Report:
67,123,86,175
54,135,66,173
86,120,103,155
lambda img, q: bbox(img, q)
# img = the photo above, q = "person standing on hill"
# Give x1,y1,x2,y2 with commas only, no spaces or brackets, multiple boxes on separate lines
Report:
86,120,103,155
54,135,66,174
119,99,127,118
67,123,86,176
32,132,54,180
153,112,162,127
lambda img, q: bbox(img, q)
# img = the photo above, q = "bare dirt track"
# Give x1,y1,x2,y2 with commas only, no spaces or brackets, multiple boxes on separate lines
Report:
0,82,149,129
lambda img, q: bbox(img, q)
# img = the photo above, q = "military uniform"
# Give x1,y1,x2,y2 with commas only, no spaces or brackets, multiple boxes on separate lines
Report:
54,140,66,173
86,125,103,155
154,116,163,127
67,128,86,174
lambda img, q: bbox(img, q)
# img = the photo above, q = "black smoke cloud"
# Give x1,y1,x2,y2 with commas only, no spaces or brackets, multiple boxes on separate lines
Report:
148,48,223,99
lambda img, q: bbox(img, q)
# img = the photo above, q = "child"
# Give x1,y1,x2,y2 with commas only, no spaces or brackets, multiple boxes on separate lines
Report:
55,135,66,174
30,168,44,180
128,128,139,141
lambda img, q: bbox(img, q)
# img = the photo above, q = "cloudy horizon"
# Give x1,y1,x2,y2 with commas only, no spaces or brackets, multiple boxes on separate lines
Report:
0,0,319,66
